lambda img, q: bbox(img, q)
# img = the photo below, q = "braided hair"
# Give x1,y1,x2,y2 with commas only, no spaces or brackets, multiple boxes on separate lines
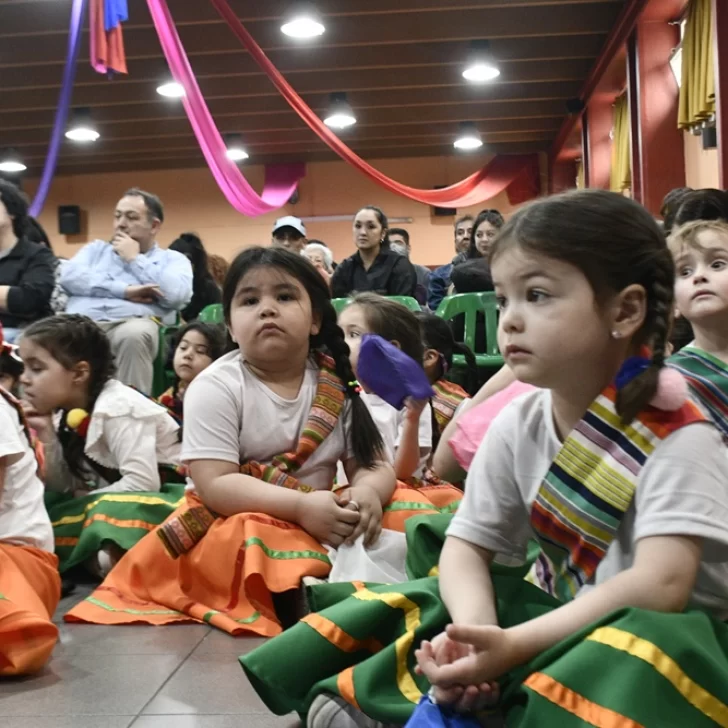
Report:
490,189,675,425
222,246,385,469
22,315,116,479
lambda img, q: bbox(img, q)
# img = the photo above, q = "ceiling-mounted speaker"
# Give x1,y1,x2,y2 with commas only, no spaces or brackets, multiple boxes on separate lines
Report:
566,98,585,115
288,189,300,205
702,125,718,150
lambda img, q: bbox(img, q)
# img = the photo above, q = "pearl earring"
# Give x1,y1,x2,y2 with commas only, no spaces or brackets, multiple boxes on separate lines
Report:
612,330,621,339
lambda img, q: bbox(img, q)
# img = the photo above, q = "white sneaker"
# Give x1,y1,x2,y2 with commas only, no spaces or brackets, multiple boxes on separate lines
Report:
307,694,397,728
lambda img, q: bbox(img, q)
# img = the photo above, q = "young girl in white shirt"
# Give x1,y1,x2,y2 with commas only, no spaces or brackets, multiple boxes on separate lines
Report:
19,315,182,577
241,190,728,728
0,323,60,676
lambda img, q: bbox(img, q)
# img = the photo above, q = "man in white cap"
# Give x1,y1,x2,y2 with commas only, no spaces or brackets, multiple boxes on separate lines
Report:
271,216,307,253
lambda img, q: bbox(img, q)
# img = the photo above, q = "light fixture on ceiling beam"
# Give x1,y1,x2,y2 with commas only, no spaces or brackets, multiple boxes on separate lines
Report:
65,107,100,143
462,40,500,83
0,149,27,173
224,133,249,162
454,122,483,151
323,92,357,130
156,80,185,98
281,6,325,39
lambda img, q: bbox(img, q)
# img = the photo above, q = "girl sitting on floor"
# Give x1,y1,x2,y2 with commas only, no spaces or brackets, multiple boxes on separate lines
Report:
241,190,728,728
19,315,183,577
0,323,60,676
156,321,226,424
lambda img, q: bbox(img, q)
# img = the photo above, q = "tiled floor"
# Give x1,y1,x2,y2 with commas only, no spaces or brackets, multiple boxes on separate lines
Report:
0,585,302,728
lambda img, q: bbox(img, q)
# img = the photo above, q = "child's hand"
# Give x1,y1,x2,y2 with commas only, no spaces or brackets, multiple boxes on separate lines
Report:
21,402,55,443
297,490,360,547
416,623,518,689
404,397,428,424
341,484,383,547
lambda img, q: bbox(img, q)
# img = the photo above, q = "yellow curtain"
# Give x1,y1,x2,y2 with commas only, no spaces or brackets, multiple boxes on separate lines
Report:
610,94,631,193
678,0,715,128
576,159,585,189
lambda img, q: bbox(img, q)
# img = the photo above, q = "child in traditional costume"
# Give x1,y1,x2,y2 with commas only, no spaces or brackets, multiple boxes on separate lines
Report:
241,190,728,728
668,219,728,437
19,315,183,577
156,321,226,424
64,247,401,635
0,323,60,676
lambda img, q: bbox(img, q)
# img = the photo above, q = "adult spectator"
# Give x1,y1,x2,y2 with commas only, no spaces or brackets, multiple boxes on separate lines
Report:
60,188,192,394
389,228,432,295
302,241,334,286
271,216,307,253
330,206,416,299
208,254,229,289
25,216,68,314
169,233,221,321
0,181,56,342
427,215,473,311
674,188,728,228
660,187,693,235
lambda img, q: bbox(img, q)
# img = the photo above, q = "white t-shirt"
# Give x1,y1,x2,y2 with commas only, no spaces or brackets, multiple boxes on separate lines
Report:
0,397,54,552
448,389,728,619
182,351,353,491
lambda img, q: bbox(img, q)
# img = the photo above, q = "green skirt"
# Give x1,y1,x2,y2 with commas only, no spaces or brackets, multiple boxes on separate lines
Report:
241,515,728,727
45,484,186,572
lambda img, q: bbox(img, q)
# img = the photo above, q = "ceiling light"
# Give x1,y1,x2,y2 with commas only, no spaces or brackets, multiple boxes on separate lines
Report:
454,122,483,151
0,150,26,173
156,81,185,98
323,92,356,130
462,40,500,83
224,134,249,162
65,107,100,143
281,10,325,39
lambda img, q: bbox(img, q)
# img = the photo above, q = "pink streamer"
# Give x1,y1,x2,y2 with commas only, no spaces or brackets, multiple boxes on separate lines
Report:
146,0,304,216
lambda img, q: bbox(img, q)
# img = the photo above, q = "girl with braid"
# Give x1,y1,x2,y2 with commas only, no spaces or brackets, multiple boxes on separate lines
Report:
64,247,399,635
242,191,728,728
19,315,182,577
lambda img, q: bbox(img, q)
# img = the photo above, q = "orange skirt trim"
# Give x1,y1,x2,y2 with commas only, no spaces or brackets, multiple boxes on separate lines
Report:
0,543,60,676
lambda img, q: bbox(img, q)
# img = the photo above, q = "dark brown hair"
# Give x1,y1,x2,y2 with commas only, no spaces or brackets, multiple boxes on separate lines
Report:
489,189,674,424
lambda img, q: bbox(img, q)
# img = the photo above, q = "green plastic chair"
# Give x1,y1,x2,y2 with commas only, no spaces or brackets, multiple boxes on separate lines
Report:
198,303,224,325
435,292,503,369
331,296,421,315
152,317,181,397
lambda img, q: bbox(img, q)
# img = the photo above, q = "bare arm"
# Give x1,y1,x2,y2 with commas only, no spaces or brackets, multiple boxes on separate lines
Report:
470,365,517,408
346,460,396,503
394,416,423,480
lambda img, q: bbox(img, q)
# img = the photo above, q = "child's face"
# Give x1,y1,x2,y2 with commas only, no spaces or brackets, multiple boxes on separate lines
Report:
228,266,320,367
338,304,370,377
674,230,728,325
493,246,621,394
173,330,214,386
18,338,82,414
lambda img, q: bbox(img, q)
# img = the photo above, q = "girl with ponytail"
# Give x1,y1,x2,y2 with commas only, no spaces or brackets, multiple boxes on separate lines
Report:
19,315,182,577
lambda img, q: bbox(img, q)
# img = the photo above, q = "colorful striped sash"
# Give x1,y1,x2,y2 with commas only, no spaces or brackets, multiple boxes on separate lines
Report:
530,385,704,601
431,379,469,436
668,346,728,439
157,353,346,558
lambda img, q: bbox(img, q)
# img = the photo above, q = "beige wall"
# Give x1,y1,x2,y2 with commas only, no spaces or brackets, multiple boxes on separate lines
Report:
683,131,720,189
25,155,515,267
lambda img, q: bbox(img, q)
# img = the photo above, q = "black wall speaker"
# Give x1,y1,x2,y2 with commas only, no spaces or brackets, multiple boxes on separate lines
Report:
432,186,456,217
702,125,718,150
58,205,81,235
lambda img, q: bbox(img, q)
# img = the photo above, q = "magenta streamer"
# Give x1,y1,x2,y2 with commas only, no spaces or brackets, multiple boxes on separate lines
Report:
146,0,304,216
29,0,86,218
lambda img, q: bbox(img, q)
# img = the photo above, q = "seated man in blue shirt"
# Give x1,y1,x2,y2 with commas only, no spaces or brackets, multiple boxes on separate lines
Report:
427,214,473,311
60,188,192,394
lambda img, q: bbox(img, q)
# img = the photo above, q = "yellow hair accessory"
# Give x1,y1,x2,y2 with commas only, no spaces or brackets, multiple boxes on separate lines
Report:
66,408,89,431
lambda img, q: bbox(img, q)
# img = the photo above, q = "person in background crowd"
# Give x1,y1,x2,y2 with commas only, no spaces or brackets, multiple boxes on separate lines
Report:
674,188,728,228
428,215,474,311
0,181,56,343
330,206,417,299
271,216,307,253
169,233,221,321
60,188,192,395
302,241,335,286
389,228,431,304
25,216,68,314
208,254,229,289
661,187,693,235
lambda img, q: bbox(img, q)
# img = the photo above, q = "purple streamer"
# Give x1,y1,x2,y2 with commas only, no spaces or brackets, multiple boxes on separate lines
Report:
29,0,86,218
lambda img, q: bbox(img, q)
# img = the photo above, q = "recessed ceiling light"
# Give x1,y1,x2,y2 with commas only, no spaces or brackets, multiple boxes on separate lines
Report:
323,92,357,129
65,127,101,142
224,134,249,162
462,40,500,83
454,122,483,151
156,81,185,98
281,15,325,39
0,150,26,173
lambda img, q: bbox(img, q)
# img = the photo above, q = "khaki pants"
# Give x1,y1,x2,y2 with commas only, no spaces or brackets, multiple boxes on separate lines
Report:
98,318,159,395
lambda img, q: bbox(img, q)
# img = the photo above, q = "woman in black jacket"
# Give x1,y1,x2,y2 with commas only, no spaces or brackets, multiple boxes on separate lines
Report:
330,206,416,299
169,233,221,321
